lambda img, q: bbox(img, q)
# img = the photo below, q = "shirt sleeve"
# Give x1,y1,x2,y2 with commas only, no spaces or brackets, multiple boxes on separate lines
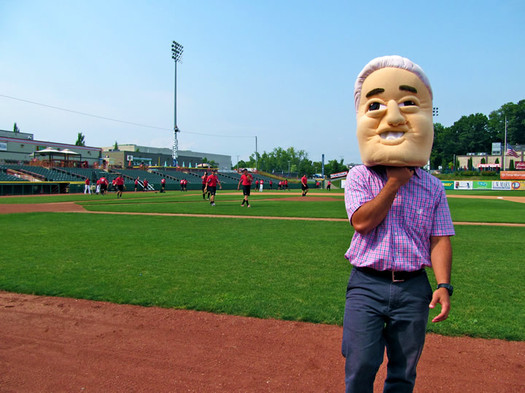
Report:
344,166,374,224
431,184,456,237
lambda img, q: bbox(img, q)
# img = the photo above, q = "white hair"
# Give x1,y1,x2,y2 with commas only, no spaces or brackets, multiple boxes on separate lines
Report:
354,55,433,112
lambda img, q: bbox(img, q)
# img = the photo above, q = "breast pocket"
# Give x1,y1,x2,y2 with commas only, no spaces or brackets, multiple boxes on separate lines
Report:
405,204,433,237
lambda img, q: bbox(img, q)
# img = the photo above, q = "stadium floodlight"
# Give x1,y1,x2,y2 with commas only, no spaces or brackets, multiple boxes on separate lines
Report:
171,40,184,167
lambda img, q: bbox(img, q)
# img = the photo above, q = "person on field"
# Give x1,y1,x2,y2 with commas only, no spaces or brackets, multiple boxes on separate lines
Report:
341,55,455,393
237,168,253,207
205,170,221,206
115,174,124,198
142,178,148,191
300,174,309,197
160,178,166,193
84,177,91,194
201,171,208,199
99,176,108,195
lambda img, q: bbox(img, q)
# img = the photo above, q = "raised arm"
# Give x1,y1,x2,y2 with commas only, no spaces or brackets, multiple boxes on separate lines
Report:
351,167,413,235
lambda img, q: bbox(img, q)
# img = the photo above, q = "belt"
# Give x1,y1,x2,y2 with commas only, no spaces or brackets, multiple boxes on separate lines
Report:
355,267,425,283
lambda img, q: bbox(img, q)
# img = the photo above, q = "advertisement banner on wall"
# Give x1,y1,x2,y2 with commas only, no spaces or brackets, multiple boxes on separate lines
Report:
511,181,525,190
500,171,525,180
472,181,491,190
440,180,524,191
441,181,454,190
0,142,7,151
492,181,511,190
454,181,473,190
330,171,348,179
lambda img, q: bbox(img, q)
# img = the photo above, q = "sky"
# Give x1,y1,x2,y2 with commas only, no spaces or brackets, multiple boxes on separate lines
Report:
1,0,524,165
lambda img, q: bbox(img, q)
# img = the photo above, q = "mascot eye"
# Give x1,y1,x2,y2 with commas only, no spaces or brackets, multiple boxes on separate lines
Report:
400,100,416,107
368,102,386,111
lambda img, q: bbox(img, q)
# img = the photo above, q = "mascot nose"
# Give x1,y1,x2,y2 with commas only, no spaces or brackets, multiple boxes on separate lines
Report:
385,100,406,126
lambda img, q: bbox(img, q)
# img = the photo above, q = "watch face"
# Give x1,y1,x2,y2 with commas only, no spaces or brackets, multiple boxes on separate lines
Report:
438,284,453,296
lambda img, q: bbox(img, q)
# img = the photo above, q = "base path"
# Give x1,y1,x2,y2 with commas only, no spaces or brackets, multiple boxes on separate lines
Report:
0,292,523,393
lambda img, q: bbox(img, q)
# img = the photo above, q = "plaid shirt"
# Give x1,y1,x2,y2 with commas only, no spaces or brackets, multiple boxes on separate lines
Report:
344,165,455,272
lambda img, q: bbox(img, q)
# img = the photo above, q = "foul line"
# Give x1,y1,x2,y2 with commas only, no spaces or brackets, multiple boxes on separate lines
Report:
75,210,525,227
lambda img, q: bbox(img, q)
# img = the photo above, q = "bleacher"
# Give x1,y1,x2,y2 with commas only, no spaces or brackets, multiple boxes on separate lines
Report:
0,164,79,181
58,167,108,182
149,168,203,188
0,171,27,181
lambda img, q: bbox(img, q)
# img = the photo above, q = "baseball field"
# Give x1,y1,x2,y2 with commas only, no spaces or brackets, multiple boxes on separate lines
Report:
1,188,523,392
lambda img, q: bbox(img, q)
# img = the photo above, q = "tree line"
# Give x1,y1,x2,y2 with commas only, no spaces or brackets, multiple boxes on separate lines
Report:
237,146,348,178
431,100,524,170
239,100,524,176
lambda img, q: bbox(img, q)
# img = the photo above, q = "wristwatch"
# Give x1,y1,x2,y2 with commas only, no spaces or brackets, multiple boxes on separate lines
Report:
437,283,454,296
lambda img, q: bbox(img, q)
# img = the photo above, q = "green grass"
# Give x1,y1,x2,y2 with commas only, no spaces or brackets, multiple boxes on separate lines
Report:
0,190,524,341
0,213,352,324
80,195,348,219
427,226,524,340
447,198,525,223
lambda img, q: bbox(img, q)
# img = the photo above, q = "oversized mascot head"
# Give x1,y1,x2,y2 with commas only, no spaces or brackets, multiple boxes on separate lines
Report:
354,55,434,167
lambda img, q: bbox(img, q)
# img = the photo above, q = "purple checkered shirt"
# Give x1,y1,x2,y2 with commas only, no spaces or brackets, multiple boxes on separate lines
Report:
344,165,455,272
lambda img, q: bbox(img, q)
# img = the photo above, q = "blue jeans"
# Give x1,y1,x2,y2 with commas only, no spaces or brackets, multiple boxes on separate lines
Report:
342,268,432,393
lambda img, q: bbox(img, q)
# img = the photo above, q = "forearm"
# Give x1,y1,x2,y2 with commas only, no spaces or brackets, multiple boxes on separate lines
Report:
430,236,452,284
429,235,453,322
351,179,400,234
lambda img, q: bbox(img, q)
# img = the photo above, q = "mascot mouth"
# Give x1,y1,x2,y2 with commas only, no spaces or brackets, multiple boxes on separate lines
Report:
380,131,405,140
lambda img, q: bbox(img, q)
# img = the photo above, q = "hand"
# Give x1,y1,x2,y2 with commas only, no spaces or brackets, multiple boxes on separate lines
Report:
386,166,414,187
429,288,451,323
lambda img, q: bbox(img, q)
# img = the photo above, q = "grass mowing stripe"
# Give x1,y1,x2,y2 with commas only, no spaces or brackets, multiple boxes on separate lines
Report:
447,198,525,223
79,196,525,224
80,198,349,219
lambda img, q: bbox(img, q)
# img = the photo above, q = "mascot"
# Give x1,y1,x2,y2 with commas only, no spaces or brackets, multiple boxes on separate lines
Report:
341,56,456,393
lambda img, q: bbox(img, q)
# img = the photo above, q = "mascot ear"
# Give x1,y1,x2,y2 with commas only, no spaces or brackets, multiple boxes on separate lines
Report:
354,56,434,167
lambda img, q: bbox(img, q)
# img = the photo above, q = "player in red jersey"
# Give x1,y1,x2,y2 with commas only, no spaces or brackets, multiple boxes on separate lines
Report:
204,170,222,206
237,168,253,207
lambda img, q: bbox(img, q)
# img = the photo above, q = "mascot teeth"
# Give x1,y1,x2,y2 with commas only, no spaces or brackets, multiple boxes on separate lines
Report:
380,131,404,140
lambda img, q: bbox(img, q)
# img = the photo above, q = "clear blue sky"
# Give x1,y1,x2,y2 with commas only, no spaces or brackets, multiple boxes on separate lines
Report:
1,0,523,165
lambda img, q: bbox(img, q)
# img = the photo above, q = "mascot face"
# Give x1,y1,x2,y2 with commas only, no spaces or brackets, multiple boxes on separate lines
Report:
356,67,433,167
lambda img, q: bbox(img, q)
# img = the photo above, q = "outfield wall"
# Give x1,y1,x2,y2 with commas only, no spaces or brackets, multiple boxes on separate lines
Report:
338,179,525,191
441,180,525,191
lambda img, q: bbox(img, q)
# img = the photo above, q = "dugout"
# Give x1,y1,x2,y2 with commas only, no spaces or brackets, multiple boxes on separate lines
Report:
0,181,75,195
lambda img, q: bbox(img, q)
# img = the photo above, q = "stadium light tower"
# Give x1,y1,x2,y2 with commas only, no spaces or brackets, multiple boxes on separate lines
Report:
171,40,183,167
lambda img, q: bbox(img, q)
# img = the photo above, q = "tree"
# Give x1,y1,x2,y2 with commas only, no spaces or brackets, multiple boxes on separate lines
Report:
431,123,456,170
13,123,20,133
450,113,490,154
113,141,119,151
75,132,86,146
488,100,525,145
323,159,346,176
